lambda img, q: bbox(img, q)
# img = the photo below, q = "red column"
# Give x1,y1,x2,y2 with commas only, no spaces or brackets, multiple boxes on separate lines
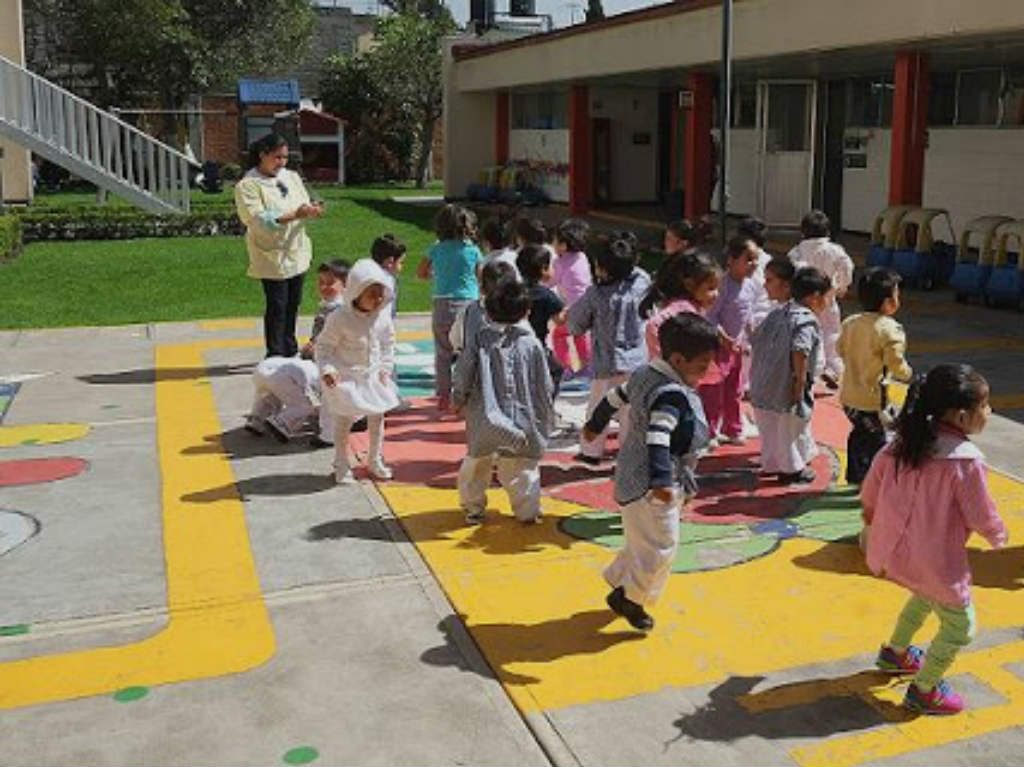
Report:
569,84,592,214
684,72,714,221
495,91,509,166
889,52,929,206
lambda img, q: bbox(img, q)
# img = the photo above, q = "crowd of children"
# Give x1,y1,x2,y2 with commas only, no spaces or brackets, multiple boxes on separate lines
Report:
243,202,1006,718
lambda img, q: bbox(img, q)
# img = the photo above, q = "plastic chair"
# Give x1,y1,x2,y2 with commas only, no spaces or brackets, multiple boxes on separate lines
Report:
950,215,1014,302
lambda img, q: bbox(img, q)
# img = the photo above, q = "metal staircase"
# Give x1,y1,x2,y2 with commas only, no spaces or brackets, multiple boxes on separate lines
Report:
0,54,197,214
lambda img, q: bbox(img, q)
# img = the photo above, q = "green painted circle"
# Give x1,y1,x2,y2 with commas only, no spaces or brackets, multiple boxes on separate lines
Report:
113,686,149,702
283,746,319,765
561,511,779,573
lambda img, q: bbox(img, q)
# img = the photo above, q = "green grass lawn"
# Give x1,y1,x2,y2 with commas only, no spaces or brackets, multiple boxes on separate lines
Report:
1,184,443,329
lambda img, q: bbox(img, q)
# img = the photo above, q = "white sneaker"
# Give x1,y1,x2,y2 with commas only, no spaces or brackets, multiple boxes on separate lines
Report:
367,460,393,481
722,435,747,446
244,416,266,435
335,466,356,485
465,508,485,525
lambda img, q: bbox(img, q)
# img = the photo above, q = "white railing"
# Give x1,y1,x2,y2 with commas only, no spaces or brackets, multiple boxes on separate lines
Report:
0,55,197,214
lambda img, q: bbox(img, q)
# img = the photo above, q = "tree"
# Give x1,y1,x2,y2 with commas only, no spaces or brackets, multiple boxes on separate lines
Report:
321,10,453,187
586,0,605,23
371,12,454,187
24,0,315,144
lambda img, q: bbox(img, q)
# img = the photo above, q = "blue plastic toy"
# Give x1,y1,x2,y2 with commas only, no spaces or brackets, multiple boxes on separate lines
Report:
891,208,957,290
949,216,1013,303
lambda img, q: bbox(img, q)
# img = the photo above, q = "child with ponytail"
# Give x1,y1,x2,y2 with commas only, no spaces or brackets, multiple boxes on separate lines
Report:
861,363,1007,715
640,250,722,360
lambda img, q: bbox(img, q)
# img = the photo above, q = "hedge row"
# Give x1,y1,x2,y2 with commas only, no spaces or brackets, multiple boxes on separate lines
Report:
0,214,23,260
16,207,244,242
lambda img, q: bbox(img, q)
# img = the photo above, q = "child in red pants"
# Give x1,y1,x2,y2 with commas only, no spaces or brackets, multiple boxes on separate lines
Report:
700,236,759,445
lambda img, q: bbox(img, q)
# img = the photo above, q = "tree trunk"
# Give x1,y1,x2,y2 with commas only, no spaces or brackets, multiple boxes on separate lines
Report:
414,117,436,189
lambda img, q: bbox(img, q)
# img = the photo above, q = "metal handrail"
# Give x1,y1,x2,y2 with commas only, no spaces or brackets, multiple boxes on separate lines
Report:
0,54,197,214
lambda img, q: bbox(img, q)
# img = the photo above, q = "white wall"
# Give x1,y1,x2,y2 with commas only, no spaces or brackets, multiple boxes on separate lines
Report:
839,128,1024,234
841,128,891,233
508,129,570,203
590,87,659,203
924,129,1024,230
443,41,496,200
724,129,759,217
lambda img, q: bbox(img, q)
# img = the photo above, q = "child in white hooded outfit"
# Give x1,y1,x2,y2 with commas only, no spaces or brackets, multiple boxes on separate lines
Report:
316,258,399,484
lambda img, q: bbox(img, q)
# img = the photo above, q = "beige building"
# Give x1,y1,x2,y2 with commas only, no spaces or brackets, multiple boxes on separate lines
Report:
444,0,1024,232
0,0,32,203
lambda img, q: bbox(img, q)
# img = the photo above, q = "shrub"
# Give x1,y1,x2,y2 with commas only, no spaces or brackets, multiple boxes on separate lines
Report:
0,214,23,260
220,163,242,181
15,207,245,241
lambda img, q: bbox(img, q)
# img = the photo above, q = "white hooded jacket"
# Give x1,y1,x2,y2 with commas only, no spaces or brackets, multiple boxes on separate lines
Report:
315,258,396,380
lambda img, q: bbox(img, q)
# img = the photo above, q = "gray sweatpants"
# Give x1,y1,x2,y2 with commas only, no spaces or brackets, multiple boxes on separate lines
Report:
432,297,473,399
457,454,541,522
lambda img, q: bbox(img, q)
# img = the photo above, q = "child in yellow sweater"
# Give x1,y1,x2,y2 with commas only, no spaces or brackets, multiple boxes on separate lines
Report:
837,267,913,483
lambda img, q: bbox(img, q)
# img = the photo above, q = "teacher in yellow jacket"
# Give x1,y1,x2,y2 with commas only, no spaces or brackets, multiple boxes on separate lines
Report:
235,133,324,358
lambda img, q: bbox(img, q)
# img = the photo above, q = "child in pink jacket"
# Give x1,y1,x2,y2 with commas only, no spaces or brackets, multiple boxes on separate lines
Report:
861,363,1007,716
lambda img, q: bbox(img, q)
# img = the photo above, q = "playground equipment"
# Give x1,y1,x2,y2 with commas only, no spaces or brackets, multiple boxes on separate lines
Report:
950,215,1014,303
868,205,915,268
891,208,957,289
983,220,1024,309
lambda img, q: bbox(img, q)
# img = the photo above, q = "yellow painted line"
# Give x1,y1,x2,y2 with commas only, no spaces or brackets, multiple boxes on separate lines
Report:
198,318,257,331
0,340,274,709
380,471,1024,717
0,423,90,447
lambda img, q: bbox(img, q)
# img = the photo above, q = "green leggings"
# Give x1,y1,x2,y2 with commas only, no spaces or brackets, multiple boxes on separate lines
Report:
890,594,976,690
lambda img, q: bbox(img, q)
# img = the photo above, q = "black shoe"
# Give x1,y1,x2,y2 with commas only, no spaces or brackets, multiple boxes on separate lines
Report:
351,417,368,433
264,419,289,444
309,436,333,449
821,373,840,391
779,468,816,485
606,586,655,631
574,453,603,467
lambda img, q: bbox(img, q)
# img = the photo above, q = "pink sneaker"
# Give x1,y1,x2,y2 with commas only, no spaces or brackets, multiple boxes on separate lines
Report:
876,644,924,674
904,680,964,715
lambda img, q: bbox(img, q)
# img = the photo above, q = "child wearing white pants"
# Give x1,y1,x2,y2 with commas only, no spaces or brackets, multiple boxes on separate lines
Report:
584,313,717,631
249,357,334,442
452,278,554,525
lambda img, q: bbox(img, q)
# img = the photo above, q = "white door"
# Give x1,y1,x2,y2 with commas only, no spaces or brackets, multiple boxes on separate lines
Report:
757,81,817,226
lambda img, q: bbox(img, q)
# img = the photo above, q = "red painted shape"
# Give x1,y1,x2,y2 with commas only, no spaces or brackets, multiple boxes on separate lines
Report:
0,457,89,487
568,85,592,215
890,51,929,206
495,92,510,166
684,72,714,221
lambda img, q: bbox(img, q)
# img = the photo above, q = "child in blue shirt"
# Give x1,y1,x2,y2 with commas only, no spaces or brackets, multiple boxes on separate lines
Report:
417,204,483,413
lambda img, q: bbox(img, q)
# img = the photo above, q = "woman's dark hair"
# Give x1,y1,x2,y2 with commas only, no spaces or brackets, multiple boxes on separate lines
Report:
639,250,720,318
892,364,989,469
736,216,768,247
857,266,902,312
247,132,288,169
485,276,531,324
725,235,754,261
765,257,796,283
435,204,477,241
791,266,832,301
481,217,507,250
514,217,547,246
554,218,589,252
658,312,720,362
480,259,516,297
516,243,550,285
594,232,638,285
800,209,831,239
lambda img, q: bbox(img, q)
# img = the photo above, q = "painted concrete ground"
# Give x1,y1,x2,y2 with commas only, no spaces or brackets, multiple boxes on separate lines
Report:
1,311,1023,766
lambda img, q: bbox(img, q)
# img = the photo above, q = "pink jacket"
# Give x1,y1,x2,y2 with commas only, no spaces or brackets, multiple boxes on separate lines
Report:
646,298,700,360
553,250,592,307
861,427,1007,607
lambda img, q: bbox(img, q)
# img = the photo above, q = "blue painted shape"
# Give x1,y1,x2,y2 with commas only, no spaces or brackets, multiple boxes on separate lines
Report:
751,519,800,540
0,383,20,424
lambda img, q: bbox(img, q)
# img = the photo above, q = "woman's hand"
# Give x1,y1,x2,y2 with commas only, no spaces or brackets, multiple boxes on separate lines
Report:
296,203,323,220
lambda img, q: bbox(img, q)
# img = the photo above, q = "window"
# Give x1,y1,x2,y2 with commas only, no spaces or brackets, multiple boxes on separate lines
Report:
928,72,956,126
957,69,1002,125
846,76,893,128
511,91,567,129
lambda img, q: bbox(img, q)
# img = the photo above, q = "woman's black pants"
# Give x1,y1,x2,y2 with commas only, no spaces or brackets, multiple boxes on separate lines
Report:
261,273,305,357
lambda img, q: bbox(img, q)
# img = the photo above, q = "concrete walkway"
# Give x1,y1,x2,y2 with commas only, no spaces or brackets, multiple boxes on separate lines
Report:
1,296,1023,766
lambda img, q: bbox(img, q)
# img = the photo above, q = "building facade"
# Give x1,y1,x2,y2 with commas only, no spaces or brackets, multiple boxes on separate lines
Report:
444,0,1024,232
